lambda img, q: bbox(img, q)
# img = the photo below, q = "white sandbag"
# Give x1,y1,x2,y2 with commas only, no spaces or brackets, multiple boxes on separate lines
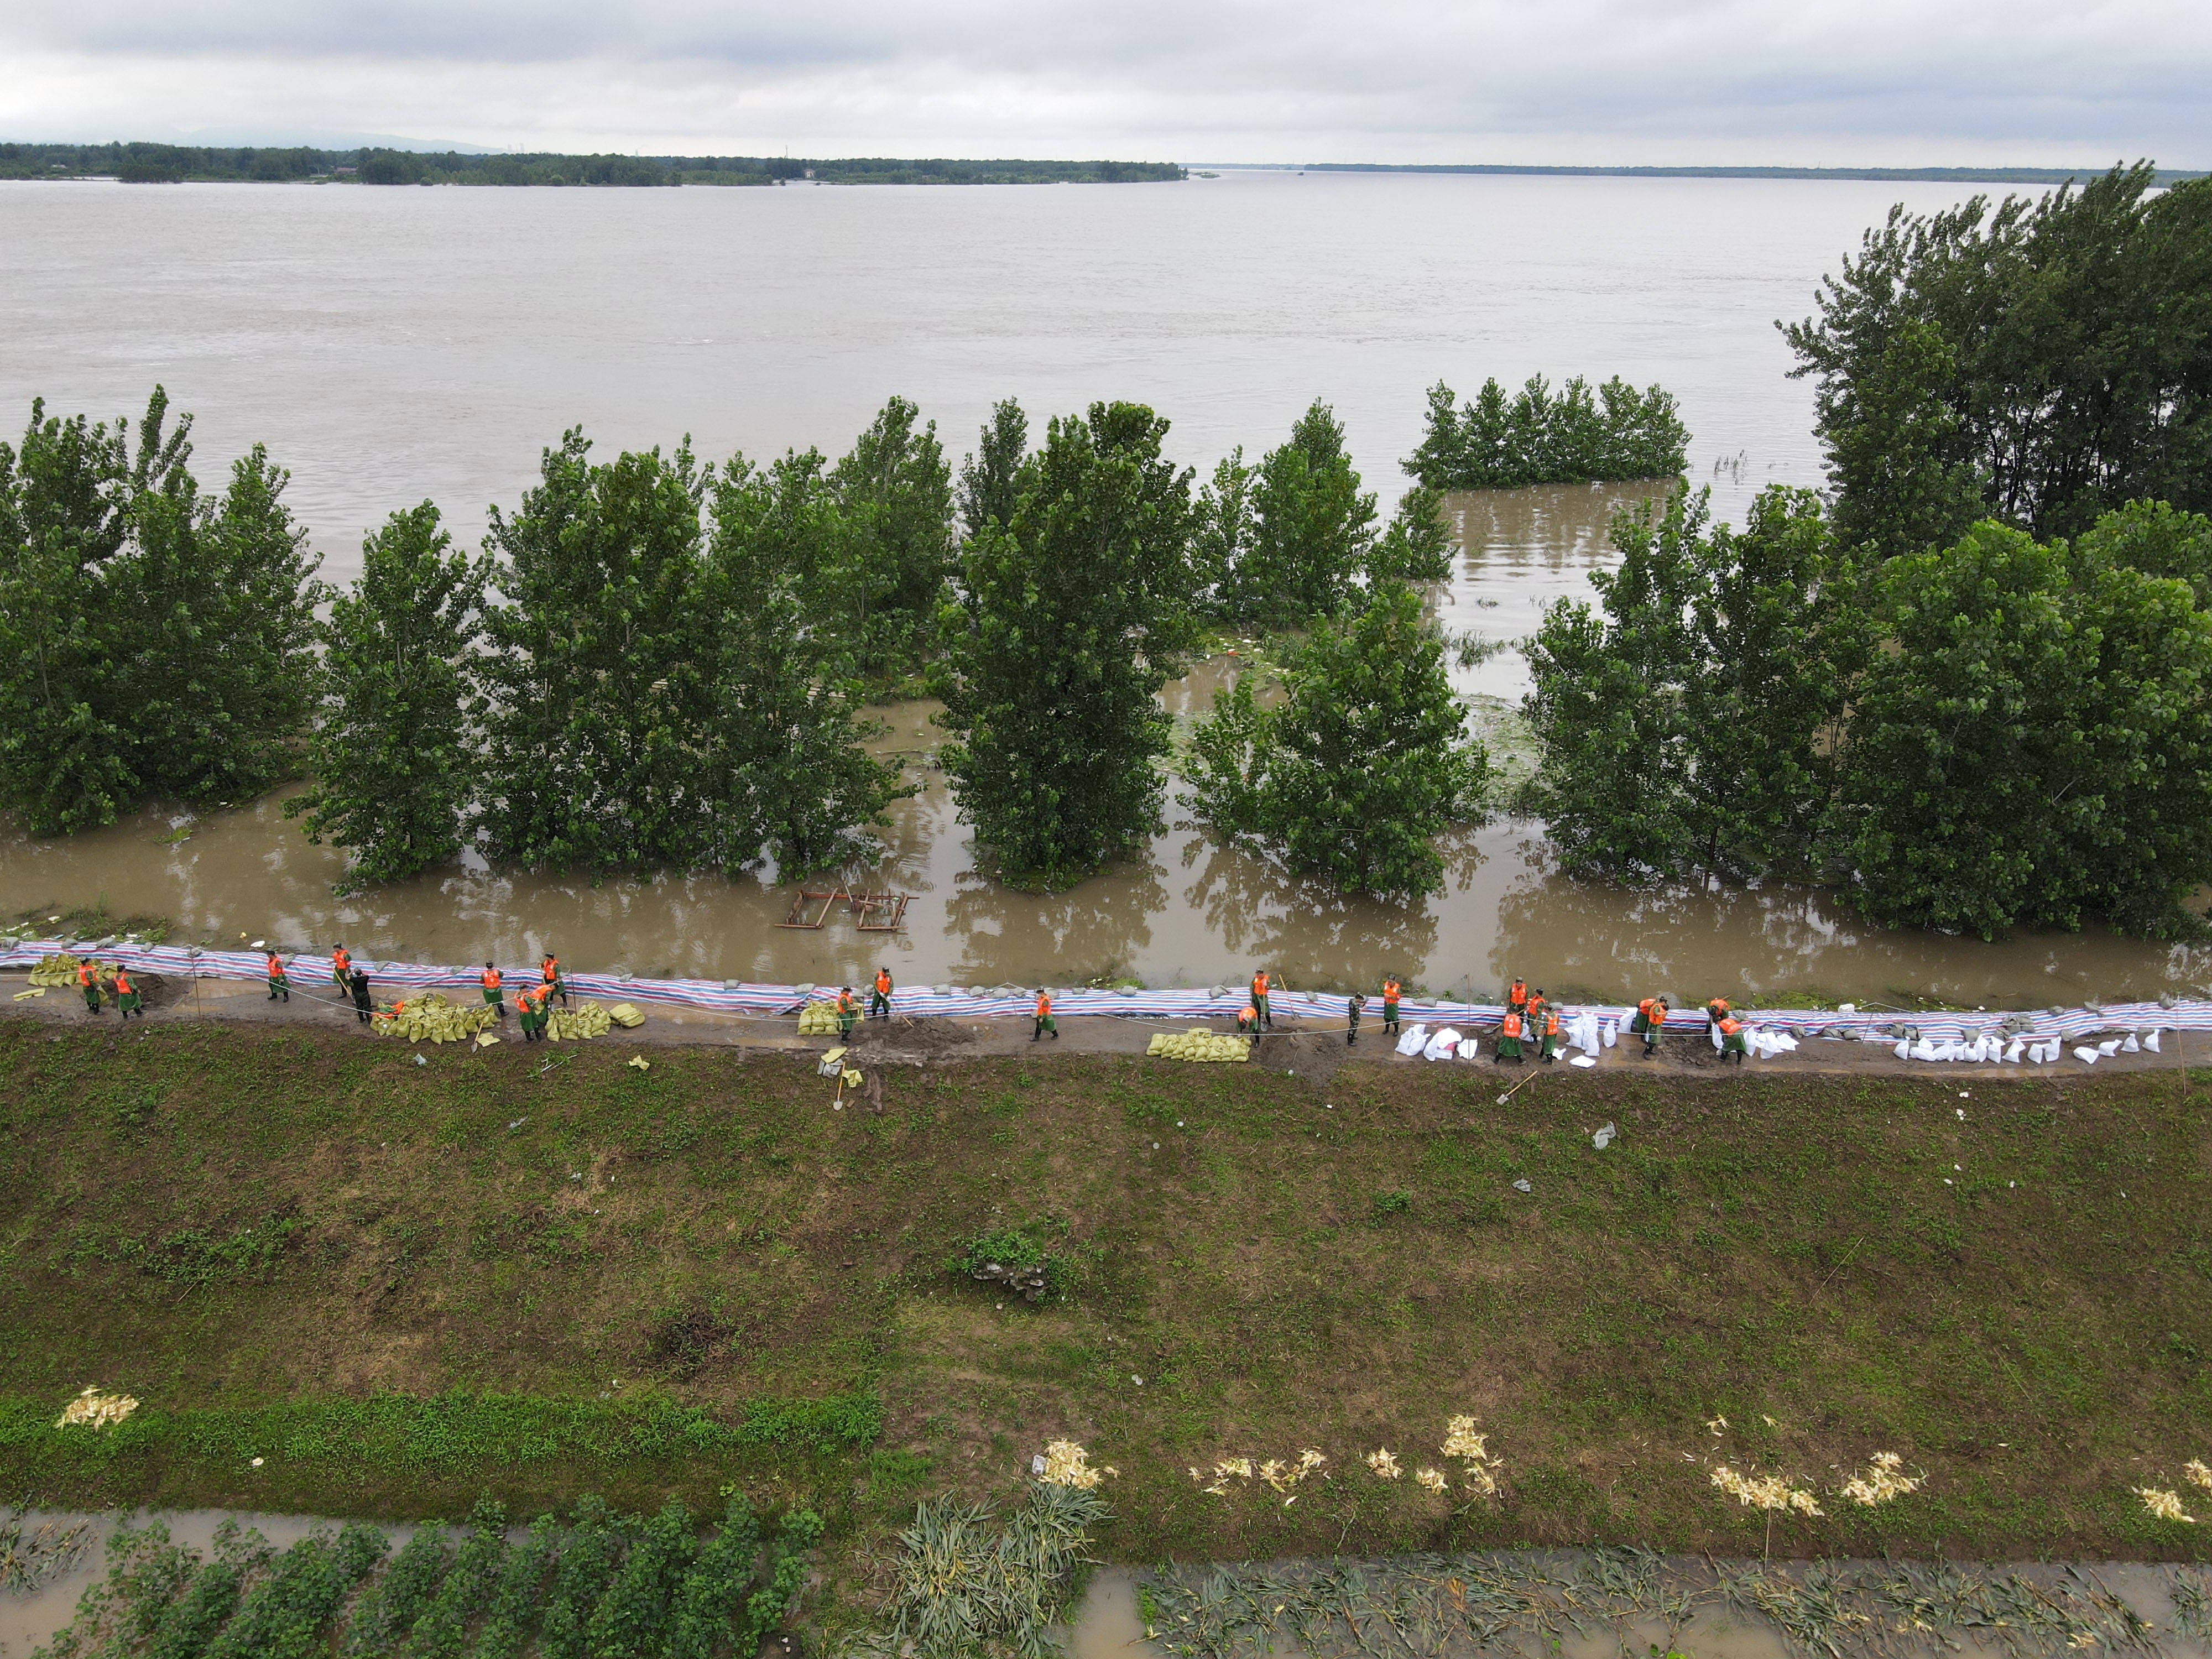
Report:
1573,1014,1603,1054
2097,1039,2121,1057
1911,1039,1940,1063
1775,1032,1798,1052
2146,1029,2162,1052
1396,1022,1428,1057
1423,1027,1462,1061
1894,1039,1911,1060
1601,1020,1617,1048
2074,1046,2099,1065
1569,1053,1598,1068
2122,1032,2140,1052
1710,1021,1724,1050
2004,1039,2025,1063
1456,1038,1481,1060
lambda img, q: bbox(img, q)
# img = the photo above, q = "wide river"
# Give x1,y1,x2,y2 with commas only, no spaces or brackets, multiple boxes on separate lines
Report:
3,171,2204,1004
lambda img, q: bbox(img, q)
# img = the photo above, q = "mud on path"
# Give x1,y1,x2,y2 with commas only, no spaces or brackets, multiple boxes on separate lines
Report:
4,967,2205,1084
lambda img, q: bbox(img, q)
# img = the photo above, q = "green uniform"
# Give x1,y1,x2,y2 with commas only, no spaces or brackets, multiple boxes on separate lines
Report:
1383,988,1400,1033
82,980,102,1013
1720,1024,1748,1062
838,998,858,1037
1495,1032,1522,1062
1540,1028,1562,1061
268,973,288,1001
1346,998,1362,1047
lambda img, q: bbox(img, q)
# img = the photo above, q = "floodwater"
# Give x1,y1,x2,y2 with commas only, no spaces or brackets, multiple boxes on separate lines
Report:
1,479,2205,1006
4,171,2205,1004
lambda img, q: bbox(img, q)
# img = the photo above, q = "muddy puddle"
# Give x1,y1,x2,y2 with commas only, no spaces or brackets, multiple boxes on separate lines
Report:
3,484,2205,1008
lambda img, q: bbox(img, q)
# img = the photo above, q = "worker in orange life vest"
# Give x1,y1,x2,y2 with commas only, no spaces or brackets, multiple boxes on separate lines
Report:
266,951,289,1002
1495,1008,1524,1065
481,961,505,1016
78,959,103,1015
1250,969,1272,1031
871,967,894,1020
1033,990,1057,1041
330,944,352,994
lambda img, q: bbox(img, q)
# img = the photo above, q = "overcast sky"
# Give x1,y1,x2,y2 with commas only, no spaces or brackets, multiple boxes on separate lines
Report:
3,0,2207,165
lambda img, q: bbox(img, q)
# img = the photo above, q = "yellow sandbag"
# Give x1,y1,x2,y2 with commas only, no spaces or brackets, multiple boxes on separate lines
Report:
608,1002,645,1028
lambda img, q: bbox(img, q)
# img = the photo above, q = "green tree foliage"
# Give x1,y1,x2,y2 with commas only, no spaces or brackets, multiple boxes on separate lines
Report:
2075,498,2212,607
476,432,715,870
1408,374,1689,491
935,401,1201,883
1188,581,1489,895
1220,400,1376,622
0,388,321,833
1520,486,1865,879
956,398,1029,537
1190,446,1257,603
286,504,487,889
1840,520,2212,938
1368,484,1454,583
825,395,954,680
705,453,912,874
1786,165,2212,551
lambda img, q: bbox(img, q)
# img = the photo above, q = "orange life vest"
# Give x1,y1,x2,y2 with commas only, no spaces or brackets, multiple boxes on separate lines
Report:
1036,993,1052,1018
78,963,96,987
1719,1016,1741,1036
1240,1004,1259,1025
542,955,559,983
266,953,284,977
1545,1011,1562,1037
114,969,133,995
838,989,855,1013
1708,996,1731,1015
1509,979,1527,1006
332,948,351,974
1639,997,1660,1021
1251,971,1269,998
1502,1011,1522,1039
482,967,502,990
1383,978,1400,1004
876,970,891,995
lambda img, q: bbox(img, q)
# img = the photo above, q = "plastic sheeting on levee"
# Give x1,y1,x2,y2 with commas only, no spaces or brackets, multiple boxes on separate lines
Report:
1,939,2203,1048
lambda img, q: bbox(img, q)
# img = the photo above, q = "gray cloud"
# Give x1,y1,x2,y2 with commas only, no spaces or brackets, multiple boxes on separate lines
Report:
3,0,2206,162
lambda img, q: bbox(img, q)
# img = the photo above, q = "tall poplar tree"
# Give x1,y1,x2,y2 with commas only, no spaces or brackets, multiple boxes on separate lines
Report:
934,401,1199,883
286,503,487,889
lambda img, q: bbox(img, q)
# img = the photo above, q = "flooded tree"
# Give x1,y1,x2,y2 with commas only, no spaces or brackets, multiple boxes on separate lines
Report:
285,503,487,890
935,400,1201,885
1188,580,1488,896
1216,400,1377,623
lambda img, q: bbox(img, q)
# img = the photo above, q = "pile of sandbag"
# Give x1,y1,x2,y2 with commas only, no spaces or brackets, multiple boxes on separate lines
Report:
1146,1027,1250,1062
1395,1022,1428,1056
374,992,497,1044
796,1000,842,1035
1422,1026,1464,1061
28,953,100,988
546,1002,614,1041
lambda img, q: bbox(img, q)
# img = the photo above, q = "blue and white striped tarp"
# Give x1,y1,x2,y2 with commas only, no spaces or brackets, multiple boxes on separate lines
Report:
2,938,2202,1044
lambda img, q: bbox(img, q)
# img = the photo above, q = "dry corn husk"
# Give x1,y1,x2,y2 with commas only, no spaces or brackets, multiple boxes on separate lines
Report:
1711,1463,1824,1516
1146,1027,1250,1063
1039,1439,1117,1489
56,1386,138,1430
373,992,497,1045
2138,1487,2197,1524
1838,1451,1923,1506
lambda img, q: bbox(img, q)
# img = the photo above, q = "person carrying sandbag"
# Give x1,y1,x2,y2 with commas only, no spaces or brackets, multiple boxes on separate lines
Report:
1033,990,1057,1042
1495,1009,1525,1065
1704,994,1730,1034
1717,1013,1749,1065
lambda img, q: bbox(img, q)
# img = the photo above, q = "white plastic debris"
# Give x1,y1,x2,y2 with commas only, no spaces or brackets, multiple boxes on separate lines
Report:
1837,1003,1856,1015
1570,1055,1597,1068
1455,1038,1481,1060
1592,1121,1617,1149
1512,1178,1532,1193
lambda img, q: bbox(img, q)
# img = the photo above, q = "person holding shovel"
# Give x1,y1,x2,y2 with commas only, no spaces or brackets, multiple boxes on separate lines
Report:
837,985,858,1039
330,944,352,995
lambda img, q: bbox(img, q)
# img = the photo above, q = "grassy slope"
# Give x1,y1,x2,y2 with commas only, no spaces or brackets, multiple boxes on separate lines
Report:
1,1020,2207,1567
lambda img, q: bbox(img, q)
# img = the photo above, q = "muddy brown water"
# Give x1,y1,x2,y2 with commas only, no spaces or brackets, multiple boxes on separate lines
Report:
2,484,2205,1008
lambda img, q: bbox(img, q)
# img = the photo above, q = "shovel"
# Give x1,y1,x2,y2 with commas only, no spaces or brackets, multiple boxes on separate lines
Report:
1496,1070,1538,1107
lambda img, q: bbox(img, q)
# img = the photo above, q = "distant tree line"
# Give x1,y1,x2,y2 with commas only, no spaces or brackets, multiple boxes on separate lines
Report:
1407,375,1688,491
1520,166,2212,940
1,387,1476,895
0,142,1185,188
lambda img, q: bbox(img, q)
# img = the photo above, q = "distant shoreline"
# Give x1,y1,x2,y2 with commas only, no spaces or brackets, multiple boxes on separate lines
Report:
1208,161,2209,185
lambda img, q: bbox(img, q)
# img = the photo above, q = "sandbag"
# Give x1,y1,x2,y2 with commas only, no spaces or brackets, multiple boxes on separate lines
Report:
2146,1029,2162,1052
1601,1020,1617,1048
1423,1027,1463,1061
1396,1023,1428,1057
2074,1046,2099,1065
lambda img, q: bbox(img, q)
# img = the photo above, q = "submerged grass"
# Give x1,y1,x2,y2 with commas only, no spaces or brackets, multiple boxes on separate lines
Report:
0,1020,2207,1568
